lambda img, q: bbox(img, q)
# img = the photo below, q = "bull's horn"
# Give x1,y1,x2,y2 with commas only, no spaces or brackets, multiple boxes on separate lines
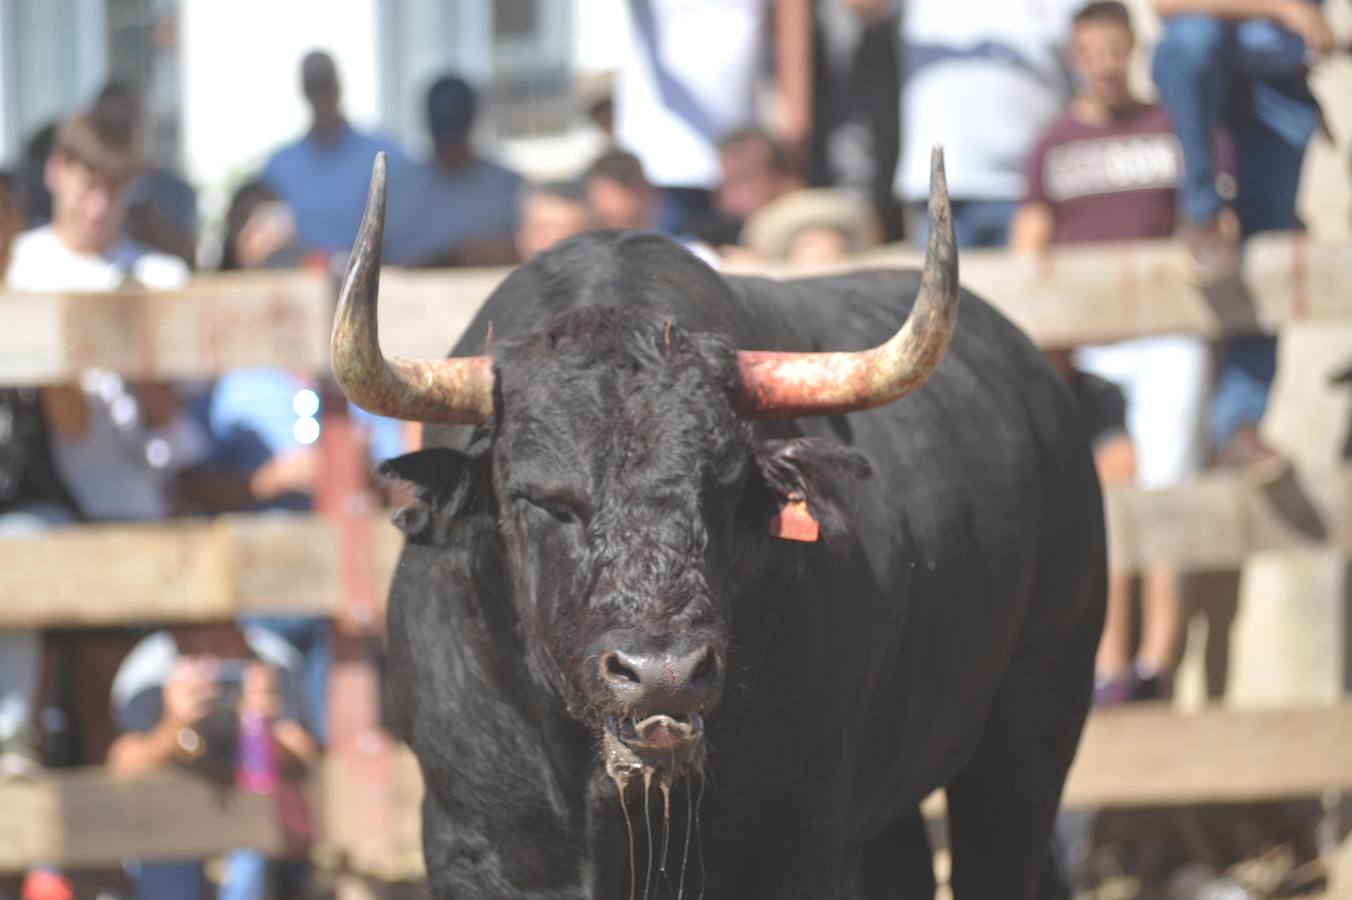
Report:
735,144,958,419
330,152,494,424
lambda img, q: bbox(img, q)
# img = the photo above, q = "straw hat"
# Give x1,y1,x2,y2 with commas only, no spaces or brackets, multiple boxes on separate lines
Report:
741,188,879,259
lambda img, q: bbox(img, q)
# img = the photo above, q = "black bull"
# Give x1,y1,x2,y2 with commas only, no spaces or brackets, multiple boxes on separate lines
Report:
341,160,1106,898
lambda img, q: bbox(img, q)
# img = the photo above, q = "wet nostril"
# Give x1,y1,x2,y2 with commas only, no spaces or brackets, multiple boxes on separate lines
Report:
603,653,641,684
690,648,718,685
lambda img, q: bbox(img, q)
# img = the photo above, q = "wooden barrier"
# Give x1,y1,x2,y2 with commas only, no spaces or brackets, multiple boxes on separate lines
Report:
1,233,1349,384
0,236,1347,888
2,703,1349,876
0,462,1345,628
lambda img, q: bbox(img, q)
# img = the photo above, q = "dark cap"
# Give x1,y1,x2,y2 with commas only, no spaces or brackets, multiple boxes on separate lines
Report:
426,75,477,140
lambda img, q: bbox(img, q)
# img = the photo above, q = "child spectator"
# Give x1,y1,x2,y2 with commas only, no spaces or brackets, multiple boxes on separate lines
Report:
1010,0,1210,703
5,106,215,778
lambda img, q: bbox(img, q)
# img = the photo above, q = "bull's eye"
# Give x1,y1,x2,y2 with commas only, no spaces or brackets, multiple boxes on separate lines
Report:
517,495,580,525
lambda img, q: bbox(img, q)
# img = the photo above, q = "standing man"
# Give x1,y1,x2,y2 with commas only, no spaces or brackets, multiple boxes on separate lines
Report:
1150,0,1342,468
1010,0,1209,706
381,75,523,268
260,50,408,257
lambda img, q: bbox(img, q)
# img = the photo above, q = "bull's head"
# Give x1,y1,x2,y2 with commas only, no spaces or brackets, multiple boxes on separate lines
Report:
333,150,957,792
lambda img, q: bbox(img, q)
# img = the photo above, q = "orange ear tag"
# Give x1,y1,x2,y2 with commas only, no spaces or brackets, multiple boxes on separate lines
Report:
769,493,820,543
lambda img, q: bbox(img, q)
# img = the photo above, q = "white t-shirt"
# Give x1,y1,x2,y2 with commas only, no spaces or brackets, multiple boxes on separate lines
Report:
615,0,768,190
7,227,206,520
895,0,1080,203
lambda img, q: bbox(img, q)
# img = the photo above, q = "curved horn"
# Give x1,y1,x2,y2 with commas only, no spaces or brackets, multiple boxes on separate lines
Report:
330,152,494,424
736,145,958,419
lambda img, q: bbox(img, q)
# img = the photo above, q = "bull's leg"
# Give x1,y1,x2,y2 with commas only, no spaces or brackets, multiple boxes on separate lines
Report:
944,610,1098,899
844,809,937,899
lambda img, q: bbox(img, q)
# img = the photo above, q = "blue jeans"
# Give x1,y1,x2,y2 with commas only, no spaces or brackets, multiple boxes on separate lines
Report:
130,850,266,900
1152,11,1318,445
905,198,1018,250
0,503,75,743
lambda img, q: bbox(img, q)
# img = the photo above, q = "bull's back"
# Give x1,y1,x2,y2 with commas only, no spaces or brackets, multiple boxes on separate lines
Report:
726,270,1105,829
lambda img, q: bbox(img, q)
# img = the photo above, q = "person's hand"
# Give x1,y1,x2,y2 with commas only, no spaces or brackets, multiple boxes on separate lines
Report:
236,201,296,270
162,657,218,729
249,448,316,501
1275,0,1335,56
238,662,282,720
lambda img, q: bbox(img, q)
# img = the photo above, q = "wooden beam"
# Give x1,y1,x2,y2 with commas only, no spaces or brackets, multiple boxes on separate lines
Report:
0,271,331,386
3,704,1349,873
0,768,283,870
0,464,1346,627
0,514,401,628
1104,462,1352,573
0,234,1348,384
1064,702,1352,807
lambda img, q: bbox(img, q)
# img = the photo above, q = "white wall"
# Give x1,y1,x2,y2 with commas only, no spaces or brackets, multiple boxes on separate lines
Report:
179,0,382,200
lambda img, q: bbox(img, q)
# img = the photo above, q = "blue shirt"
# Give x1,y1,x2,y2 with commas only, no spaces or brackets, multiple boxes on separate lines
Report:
207,368,407,510
382,157,524,266
261,123,410,254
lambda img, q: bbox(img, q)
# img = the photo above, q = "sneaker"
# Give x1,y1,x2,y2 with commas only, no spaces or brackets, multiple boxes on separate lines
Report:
0,729,39,782
1093,673,1133,708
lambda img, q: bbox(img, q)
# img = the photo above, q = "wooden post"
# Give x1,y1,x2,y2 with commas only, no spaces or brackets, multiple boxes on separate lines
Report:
315,382,396,890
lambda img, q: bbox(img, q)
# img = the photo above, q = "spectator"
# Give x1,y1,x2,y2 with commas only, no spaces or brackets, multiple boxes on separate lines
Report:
95,81,198,267
740,187,879,266
1010,0,1209,703
613,0,813,234
1150,0,1336,471
584,149,660,231
6,106,217,788
108,622,316,900
694,128,804,247
382,75,523,268
8,107,206,522
515,180,593,261
896,0,1083,248
260,50,409,258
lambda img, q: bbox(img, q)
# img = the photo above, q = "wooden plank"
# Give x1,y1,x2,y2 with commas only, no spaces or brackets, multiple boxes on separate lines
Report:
0,271,330,386
0,235,1348,385
0,769,283,870
0,464,1346,627
1064,703,1352,807
853,233,1352,348
3,705,1350,872
0,514,402,628
1104,463,1352,573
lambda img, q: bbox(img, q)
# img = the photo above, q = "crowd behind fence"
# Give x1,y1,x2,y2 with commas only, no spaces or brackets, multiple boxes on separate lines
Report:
1,0,1351,897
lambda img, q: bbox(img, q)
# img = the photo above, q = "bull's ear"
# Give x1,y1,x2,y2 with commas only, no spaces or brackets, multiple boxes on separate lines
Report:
752,438,871,542
377,448,491,539
376,448,474,488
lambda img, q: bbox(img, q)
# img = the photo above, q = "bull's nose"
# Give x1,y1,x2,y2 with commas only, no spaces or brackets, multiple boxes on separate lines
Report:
599,644,720,715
